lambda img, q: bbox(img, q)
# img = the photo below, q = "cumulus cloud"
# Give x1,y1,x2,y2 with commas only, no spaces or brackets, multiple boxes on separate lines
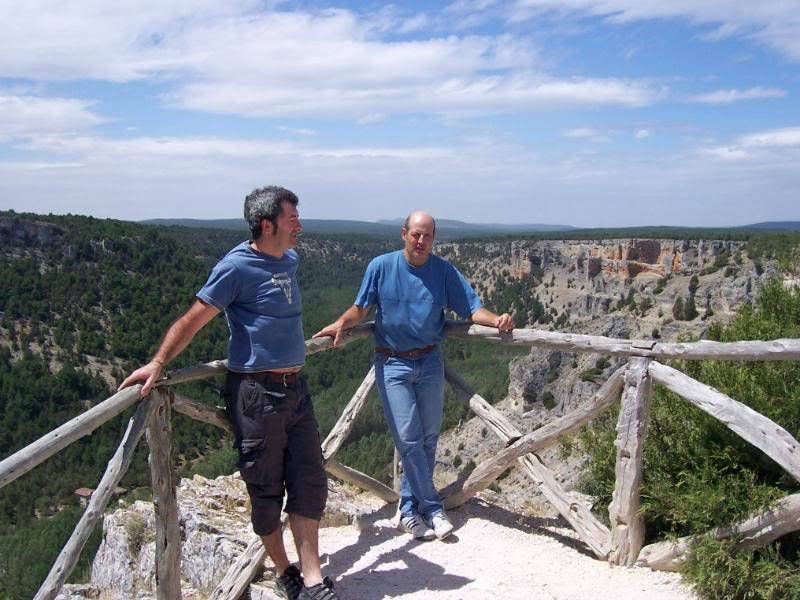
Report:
0,2,659,119
689,87,786,104
509,0,800,62
0,95,105,139
703,126,800,161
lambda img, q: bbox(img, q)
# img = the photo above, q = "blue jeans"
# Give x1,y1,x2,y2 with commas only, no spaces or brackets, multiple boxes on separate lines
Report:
374,348,444,519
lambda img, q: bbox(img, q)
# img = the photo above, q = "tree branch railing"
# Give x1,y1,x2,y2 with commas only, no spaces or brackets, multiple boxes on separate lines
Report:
3,320,800,598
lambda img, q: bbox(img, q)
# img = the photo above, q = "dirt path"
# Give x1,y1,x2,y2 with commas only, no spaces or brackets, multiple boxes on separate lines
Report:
283,499,695,600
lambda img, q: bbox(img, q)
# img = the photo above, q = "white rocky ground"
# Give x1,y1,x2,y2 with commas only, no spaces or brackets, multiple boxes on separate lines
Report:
59,473,695,600
311,499,694,600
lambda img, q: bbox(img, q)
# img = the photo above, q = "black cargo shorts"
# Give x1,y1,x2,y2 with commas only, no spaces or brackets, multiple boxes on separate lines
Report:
223,371,328,536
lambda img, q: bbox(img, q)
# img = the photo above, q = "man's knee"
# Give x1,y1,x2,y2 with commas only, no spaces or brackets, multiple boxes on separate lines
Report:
247,484,285,536
285,467,327,521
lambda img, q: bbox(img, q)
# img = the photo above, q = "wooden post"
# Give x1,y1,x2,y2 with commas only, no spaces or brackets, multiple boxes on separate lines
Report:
0,386,142,489
210,535,268,600
325,460,399,503
637,492,800,571
321,366,376,461
442,366,625,507
648,361,800,483
172,393,232,434
442,365,621,559
148,390,182,599
608,357,652,566
34,397,156,600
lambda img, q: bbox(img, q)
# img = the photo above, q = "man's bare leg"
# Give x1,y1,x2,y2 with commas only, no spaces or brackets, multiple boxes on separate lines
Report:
260,529,291,576
289,513,323,586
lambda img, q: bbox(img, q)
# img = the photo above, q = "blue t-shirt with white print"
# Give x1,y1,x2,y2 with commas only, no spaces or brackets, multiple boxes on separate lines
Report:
355,250,482,352
197,242,305,372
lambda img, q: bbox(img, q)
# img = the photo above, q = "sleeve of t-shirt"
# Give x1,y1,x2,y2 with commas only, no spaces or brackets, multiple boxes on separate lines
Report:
445,263,483,319
354,258,380,308
196,259,240,310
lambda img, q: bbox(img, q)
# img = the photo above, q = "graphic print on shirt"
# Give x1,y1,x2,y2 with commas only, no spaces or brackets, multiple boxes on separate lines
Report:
271,272,294,304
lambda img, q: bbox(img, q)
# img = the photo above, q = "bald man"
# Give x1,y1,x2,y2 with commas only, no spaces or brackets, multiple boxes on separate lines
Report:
314,212,512,540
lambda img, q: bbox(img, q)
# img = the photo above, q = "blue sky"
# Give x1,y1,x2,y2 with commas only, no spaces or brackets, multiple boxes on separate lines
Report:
1,0,798,227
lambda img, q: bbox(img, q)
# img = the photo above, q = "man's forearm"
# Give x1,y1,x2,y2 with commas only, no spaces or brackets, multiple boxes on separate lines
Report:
470,307,499,327
152,300,220,366
152,317,196,366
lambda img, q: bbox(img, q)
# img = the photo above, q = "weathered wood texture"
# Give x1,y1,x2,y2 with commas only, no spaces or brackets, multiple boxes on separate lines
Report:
443,322,800,361
325,460,399,503
649,361,800,483
637,493,800,571
303,322,374,355
147,391,182,600
173,393,232,434
608,358,652,567
443,367,521,443
210,535,268,600
442,365,620,559
159,322,374,388
0,386,141,489
34,397,156,600
321,367,376,460
443,366,626,508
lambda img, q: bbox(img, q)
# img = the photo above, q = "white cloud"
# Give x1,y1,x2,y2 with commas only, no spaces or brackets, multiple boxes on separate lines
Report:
739,127,800,148
510,0,800,62
702,126,800,162
0,3,659,119
689,87,786,104
277,126,317,137
563,128,599,138
0,95,105,139
634,129,650,139
357,113,387,125
18,133,455,162
563,127,610,142
2,126,798,226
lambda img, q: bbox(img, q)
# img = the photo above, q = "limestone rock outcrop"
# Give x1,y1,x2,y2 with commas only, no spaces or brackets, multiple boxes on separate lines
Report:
58,473,384,599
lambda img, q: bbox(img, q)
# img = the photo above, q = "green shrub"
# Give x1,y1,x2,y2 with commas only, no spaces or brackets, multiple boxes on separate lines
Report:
684,537,800,600
579,279,800,598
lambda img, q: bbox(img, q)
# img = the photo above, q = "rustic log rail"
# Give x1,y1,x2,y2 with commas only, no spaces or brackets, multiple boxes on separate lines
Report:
3,320,800,598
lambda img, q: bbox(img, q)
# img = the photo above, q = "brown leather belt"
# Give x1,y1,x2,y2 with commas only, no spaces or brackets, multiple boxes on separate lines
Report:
374,344,437,359
235,370,301,386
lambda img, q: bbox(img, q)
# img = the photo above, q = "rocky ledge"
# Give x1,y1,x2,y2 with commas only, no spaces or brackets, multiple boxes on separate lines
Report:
57,473,384,600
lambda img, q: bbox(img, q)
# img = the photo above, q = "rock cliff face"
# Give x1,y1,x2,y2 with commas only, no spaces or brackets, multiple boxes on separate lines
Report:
434,237,778,515
507,238,740,281
57,474,383,600
0,216,64,247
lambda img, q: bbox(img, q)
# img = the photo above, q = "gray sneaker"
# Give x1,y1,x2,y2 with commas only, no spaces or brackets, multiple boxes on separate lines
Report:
398,513,435,540
425,511,454,540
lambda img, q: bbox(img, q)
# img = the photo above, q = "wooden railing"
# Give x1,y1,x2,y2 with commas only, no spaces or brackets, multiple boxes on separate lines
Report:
2,322,800,598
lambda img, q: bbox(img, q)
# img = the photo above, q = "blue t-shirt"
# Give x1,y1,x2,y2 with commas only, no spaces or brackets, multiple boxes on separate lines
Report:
355,251,482,351
197,242,305,372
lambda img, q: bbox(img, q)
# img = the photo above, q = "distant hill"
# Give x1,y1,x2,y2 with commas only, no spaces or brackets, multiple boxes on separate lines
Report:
141,218,575,239
738,221,800,231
